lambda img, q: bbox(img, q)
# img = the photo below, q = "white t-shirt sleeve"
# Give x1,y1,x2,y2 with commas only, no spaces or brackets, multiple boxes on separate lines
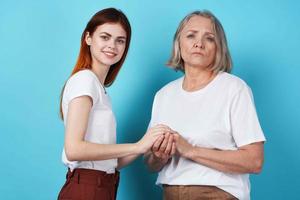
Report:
230,85,266,147
64,72,99,105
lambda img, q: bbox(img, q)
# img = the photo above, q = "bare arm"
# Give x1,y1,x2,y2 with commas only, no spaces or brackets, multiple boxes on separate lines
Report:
117,154,139,170
174,133,264,174
64,96,165,162
117,132,169,169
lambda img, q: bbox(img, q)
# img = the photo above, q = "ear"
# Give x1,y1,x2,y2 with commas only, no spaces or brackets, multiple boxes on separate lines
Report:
85,32,92,46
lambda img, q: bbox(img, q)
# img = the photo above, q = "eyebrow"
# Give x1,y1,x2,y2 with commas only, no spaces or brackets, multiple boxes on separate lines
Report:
186,30,215,35
99,32,127,39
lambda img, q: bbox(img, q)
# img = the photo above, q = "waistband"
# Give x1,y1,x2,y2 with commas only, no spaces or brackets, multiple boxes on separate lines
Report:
66,168,120,187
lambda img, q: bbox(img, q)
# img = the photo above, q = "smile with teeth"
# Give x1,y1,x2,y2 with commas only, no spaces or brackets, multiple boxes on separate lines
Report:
102,51,117,57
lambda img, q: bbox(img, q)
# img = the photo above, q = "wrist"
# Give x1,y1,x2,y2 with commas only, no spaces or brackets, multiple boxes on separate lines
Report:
184,145,195,159
133,142,143,154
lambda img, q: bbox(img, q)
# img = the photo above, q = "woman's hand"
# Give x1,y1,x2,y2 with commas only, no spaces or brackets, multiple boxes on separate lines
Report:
151,132,176,163
136,125,168,154
173,132,193,158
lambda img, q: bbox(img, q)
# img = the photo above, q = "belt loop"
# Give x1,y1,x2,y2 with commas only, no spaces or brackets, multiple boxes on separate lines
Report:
77,173,80,184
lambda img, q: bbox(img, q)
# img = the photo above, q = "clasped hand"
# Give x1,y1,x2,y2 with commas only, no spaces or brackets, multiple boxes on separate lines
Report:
150,125,193,162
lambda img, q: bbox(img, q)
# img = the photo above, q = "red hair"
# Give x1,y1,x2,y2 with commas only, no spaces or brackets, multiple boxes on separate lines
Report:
59,8,131,119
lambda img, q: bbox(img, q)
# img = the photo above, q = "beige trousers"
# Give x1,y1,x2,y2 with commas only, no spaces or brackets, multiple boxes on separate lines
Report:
163,185,238,200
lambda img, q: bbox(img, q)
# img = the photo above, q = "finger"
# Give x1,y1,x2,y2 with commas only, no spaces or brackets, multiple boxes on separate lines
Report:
164,134,173,154
169,129,178,135
164,126,172,133
173,133,179,142
151,127,169,136
152,135,164,151
154,151,162,158
155,124,169,129
153,125,172,133
159,133,170,152
170,142,176,155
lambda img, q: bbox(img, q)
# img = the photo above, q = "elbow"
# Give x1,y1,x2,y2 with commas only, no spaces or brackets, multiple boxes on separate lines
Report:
251,158,264,174
116,158,125,170
65,149,77,161
65,144,80,161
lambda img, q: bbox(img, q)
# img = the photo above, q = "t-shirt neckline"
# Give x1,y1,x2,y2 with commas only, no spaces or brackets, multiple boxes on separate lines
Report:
179,71,223,96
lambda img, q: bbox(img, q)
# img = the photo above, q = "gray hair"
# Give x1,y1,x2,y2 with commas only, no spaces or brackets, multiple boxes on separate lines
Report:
167,10,232,73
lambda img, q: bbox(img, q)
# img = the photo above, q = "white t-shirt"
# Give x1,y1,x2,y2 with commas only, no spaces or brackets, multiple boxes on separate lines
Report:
149,72,266,200
61,70,117,173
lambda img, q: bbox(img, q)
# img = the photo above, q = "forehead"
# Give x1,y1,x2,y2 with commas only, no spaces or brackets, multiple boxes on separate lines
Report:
94,23,127,37
182,16,214,33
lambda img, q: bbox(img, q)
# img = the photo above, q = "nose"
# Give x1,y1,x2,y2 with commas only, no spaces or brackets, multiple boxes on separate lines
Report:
107,39,116,50
194,39,204,49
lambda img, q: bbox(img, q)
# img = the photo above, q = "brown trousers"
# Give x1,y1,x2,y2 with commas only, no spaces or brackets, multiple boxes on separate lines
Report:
58,168,119,200
163,185,238,200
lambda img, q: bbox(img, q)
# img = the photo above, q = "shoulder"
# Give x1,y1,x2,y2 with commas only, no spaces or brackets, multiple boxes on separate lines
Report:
218,72,251,94
63,70,100,103
65,70,100,92
155,77,183,98
67,70,97,85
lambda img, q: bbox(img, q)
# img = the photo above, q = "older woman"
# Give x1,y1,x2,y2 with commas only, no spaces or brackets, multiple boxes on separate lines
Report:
145,10,266,200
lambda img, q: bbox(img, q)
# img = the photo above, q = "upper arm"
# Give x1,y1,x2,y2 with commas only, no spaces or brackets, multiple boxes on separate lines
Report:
65,96,93,149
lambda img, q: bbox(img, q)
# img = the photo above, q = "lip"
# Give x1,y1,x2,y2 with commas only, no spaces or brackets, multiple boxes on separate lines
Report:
102,51,117,57
191,52,204,56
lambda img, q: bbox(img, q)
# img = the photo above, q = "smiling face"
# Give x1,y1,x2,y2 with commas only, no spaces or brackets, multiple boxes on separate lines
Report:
179,16,217,70
85,23,127,68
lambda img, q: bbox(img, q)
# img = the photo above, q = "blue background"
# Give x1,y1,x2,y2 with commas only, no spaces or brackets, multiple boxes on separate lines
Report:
1,0,299,199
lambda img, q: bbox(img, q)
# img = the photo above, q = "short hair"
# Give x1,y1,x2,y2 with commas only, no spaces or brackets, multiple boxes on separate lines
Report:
167,10,232,73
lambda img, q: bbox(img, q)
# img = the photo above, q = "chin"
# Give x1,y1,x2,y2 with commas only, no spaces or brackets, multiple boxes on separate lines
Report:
189,62,208,68
100,58,120,67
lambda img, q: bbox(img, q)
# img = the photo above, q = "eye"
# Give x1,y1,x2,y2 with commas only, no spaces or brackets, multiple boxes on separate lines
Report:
100,35,109,41
206,36,215,42
186,34,195,39
116,39,126,45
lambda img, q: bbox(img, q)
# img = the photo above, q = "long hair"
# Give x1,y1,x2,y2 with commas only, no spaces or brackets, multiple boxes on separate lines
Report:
59,8,131,119
167,10,232,73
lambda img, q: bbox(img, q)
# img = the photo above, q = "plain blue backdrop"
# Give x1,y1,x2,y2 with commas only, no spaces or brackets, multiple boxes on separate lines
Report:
1,0,299,199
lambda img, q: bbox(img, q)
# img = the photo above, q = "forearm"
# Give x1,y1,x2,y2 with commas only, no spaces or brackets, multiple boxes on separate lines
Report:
185,146,263,174
117,154,140,170
65,141,140,162
144,151,169,172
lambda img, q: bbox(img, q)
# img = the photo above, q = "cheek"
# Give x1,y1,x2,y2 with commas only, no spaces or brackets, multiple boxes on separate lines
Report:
117,45,126,58
207,45,216,58
180,40,191,52
180,43,189,60
89,45,98,57
90,40,103,52
120,45,126,54
180,48,188,62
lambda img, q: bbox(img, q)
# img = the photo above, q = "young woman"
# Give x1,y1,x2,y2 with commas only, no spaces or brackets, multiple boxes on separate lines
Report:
57,8,167,200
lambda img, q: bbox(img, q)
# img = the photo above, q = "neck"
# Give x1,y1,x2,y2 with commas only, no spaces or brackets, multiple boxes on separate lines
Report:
183,66,215,91
91,62,110,85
